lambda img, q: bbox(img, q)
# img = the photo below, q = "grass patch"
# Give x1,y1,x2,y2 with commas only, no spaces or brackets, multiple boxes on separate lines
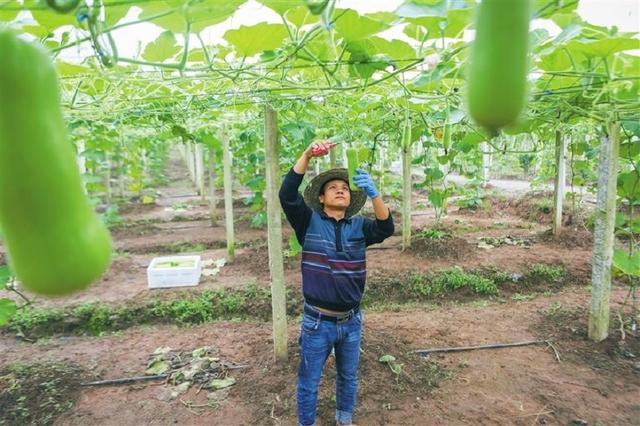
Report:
6,282,299,339
415,226,452,240
407,267,498,297
0,361,83,426
526,263,565,283
3,263,572,340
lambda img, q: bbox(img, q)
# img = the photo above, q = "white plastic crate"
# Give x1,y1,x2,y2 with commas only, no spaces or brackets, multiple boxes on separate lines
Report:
147,255,202,289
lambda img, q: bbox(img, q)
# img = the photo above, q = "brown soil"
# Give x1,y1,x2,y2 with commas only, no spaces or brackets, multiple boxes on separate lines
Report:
537,227,594,250
410,236,474,260
0,286,637,426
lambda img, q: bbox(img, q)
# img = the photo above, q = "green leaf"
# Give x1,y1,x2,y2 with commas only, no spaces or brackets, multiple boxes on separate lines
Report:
622,119,640,138
0,5,19,23
56,61,91,77
0,299,17,326
198,132,221,151
424,167,444,181
620,142,640,159
287,234,302,257
104,1,133,27
142,31,181,62
378,354,396,363
224,23,288,57
503,120,534,135
256,0,294,16
406,7,470,40
187,0,246,33
567,37,640,58
551,23,583,46
530,28,550,48
139,0,240,32
429,190,444,208
612,249,640,277
145,359,170,375
365,12,398,25
411,62,449,89
285,5,319,28
333,9,389,42
368,37,416,62
403,23,429,41
208,377,236,390
617,171,640,200
138,2,185,33
537,48,572,71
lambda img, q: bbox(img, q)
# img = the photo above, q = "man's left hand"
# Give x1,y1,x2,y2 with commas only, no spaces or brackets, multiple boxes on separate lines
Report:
353,168,379,199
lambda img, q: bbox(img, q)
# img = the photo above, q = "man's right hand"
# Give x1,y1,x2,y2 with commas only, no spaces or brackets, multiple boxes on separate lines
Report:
305,140,336,158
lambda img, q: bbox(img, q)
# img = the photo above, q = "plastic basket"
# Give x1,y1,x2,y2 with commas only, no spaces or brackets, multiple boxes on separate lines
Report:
147,255,201,289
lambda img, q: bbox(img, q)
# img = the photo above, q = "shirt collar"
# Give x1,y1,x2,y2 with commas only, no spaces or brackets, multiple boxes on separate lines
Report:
317,209,351,223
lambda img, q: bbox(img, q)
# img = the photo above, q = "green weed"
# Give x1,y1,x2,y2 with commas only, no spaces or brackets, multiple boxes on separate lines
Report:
527,263,565,283
415,227,451,240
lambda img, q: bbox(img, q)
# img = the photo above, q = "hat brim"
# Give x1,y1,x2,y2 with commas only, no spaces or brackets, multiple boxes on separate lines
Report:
303,168,367,219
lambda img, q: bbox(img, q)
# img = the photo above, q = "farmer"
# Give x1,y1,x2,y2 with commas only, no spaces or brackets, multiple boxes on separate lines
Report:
279,140,394,426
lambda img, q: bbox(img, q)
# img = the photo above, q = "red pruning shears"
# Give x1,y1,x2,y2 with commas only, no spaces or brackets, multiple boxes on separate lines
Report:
311,141,337,157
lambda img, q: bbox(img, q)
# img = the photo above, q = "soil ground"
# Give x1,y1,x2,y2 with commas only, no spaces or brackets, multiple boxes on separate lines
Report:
1,152,638,425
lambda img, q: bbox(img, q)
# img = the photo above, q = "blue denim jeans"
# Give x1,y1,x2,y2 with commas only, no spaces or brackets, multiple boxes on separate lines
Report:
297,305,362,426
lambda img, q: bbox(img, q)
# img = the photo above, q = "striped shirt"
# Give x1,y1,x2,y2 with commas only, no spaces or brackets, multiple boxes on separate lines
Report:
279,168,394,311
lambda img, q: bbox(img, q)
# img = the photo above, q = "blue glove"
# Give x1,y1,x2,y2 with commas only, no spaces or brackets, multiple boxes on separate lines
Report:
353,168,379,198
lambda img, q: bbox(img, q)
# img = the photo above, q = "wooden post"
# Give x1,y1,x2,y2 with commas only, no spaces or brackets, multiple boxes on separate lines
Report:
105,151,112,205
264,107,288,363
552,130,567,235
195,143,205,201
402,142,412,250
208,147,218,226
481,142,492,188
589,122,620,342
184,143,195,182
222,131,235,262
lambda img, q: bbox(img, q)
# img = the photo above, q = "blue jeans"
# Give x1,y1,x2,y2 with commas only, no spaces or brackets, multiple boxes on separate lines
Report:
296,305,362,426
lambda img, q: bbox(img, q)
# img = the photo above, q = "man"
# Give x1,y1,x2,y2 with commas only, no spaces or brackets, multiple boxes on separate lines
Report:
279,140,394,426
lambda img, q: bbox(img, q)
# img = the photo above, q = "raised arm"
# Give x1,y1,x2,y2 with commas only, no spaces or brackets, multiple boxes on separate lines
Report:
279,140,336,244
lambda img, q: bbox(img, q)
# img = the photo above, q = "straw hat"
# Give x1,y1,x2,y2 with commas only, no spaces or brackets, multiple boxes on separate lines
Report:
303,168,367,219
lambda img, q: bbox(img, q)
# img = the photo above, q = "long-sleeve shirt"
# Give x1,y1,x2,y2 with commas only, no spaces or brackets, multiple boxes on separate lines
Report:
279,168,394,311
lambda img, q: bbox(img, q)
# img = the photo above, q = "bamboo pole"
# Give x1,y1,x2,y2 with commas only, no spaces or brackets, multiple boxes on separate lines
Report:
264,107,288,363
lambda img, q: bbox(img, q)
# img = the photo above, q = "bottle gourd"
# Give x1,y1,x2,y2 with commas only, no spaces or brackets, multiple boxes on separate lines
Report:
0,30,112,296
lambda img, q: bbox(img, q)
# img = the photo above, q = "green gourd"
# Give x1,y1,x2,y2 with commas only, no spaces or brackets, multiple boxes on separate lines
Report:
442,123,451,151
468,0,530,133
0,30,112,296
346,148,360,192
46,0,80,13
402,118,412,151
